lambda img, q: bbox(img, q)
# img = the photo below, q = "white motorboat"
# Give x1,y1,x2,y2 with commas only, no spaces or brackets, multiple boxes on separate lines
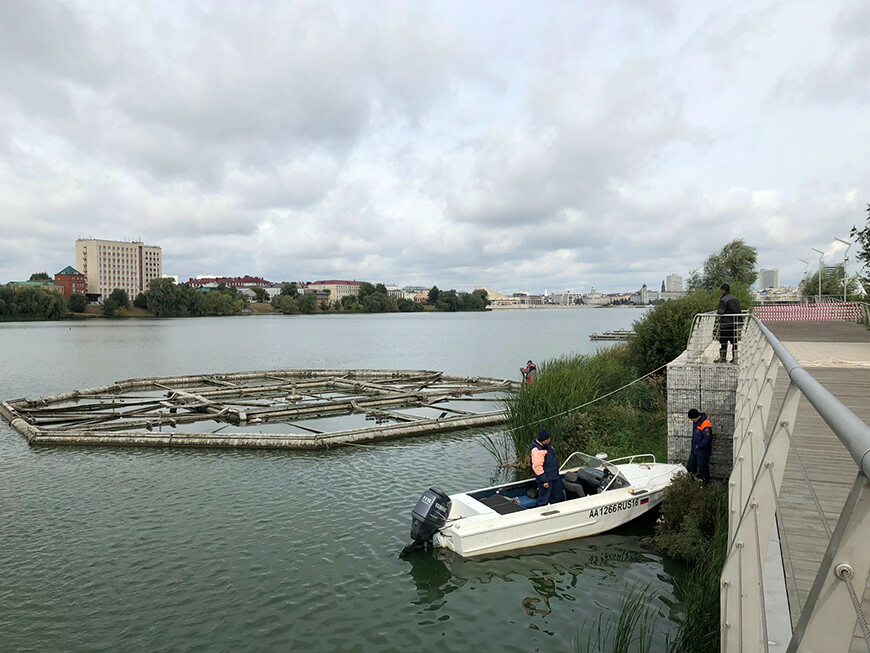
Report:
403,452,685,558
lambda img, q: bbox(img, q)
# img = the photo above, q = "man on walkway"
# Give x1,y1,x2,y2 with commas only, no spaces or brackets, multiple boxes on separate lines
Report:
530,429,563,505
717,283,742,364
687,409,713,483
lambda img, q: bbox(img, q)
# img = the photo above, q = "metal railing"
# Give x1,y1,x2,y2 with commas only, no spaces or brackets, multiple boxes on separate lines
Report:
713,314,870,652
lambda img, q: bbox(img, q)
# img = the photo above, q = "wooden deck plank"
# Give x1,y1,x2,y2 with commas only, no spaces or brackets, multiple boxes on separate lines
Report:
763,325,870,638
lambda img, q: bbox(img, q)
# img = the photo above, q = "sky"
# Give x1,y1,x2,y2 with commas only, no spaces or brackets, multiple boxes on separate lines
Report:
1,1,868,293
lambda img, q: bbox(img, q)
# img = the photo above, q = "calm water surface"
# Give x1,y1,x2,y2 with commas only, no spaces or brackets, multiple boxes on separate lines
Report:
0,309,684,652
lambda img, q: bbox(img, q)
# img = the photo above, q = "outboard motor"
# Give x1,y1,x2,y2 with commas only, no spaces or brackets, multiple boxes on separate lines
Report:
400,487,451,557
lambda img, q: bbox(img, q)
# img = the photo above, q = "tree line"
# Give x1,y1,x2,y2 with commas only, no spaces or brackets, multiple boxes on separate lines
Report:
270,283,489,314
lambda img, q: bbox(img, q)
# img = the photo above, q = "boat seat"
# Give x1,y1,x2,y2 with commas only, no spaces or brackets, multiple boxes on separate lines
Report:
562,471,586,499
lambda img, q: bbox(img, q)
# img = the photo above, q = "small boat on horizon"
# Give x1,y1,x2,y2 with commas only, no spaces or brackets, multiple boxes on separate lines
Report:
402,452,684,558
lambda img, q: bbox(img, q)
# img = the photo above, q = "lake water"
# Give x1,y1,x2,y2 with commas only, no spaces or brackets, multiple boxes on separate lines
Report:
0,308,684,652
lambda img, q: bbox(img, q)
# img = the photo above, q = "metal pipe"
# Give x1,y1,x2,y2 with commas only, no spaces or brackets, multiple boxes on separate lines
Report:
835,237,852,302
810,248,824,303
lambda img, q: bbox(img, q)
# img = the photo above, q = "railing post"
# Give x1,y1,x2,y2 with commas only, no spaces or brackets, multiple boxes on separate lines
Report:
787,474,870,652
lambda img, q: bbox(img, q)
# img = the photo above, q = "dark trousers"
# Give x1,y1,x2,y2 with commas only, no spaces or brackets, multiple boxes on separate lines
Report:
687,450,711,483
536,477,564,506
719,334,737,359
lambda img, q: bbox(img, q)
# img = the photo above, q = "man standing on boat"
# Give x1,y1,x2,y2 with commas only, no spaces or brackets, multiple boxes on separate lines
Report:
687,409,713,483
521,360,538,383
531,429,563,505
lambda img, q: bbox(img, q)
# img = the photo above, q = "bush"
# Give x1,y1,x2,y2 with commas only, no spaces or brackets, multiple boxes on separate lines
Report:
68,293,87,313
653,472,727,563
653,473,729,653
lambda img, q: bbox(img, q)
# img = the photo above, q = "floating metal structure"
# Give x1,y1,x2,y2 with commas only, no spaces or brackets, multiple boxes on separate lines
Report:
0,369,520,450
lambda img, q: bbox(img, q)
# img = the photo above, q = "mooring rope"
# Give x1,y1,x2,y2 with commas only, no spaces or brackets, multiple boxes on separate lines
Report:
499,361,670,436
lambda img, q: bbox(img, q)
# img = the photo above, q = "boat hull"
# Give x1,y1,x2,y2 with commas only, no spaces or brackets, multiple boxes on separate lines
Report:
431,461,684,557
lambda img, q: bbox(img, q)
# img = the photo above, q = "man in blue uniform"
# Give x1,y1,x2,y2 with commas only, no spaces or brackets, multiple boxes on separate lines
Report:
530,429,563,505
687,409,713,483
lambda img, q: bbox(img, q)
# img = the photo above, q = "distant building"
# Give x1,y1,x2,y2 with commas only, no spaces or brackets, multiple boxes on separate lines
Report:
187,275,271,289
551,291,583,306
8,280,64,293
306,280,362,302
54,266,87,297
582,288,611,306
759,269,780,289
76,238,162,300
666,274,683,292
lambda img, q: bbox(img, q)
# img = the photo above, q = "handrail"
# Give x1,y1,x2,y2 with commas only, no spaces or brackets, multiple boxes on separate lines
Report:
749,315,870,478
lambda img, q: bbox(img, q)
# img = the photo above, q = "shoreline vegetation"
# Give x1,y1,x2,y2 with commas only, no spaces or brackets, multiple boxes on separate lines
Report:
0,280,492,321
502,281,753,652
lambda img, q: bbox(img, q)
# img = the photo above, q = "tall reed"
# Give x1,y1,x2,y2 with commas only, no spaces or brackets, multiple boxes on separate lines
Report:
502,346,666,469
573,582,663,653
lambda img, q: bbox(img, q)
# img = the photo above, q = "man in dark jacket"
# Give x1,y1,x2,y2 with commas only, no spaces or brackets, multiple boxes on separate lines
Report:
687,409,713,483
717,283,742,364
530,429,563,505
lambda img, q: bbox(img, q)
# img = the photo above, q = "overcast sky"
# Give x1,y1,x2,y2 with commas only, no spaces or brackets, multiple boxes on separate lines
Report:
1,1,867,293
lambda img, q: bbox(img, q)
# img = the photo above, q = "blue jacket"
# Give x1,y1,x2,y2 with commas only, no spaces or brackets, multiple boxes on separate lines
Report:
530,439,560,482
692,413,713,452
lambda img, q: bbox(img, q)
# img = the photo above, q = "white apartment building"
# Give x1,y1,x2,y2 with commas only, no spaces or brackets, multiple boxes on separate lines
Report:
76,238,163,300
666,274,683,292
759,268,780,289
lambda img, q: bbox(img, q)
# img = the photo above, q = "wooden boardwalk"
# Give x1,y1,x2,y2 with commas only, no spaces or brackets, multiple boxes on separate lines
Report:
765,321,870,651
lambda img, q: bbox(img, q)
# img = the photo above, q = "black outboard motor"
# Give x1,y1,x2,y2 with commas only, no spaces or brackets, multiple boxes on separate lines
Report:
400,487,451,557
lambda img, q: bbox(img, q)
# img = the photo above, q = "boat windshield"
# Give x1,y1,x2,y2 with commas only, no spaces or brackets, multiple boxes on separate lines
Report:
559,452,628,490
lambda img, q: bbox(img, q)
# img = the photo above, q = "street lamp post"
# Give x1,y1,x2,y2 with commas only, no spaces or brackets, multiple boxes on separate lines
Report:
798,259,810,302
835,237,852,302
811,248,824,303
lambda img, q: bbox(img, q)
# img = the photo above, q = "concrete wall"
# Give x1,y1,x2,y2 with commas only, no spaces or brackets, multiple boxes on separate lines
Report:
667,351,737,479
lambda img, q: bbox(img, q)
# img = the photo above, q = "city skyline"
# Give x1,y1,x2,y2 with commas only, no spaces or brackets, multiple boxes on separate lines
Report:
0,2,866,293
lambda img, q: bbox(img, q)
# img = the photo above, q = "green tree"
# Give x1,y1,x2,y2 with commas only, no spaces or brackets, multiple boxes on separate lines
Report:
206,291,243,315
29,272,51,282
358,282,376,301
108,288,130,308
187,290,209,316
251,286,269,302
436,289,459,311
146,278,186,317
68,293,87,312
800,263,861,300
133,292,148,309
340,294,361,311
102,297,119,317
428,285,440,304
280,282,299,298
362,291,398,313
850,203,870,278
298,293,318,314
686,239,758,291
397,298,423,312
459,288,489,310
271,294,299,314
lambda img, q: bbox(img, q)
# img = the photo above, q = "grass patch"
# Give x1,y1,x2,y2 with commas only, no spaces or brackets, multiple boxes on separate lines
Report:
654,473,728,652
502,345,667,470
